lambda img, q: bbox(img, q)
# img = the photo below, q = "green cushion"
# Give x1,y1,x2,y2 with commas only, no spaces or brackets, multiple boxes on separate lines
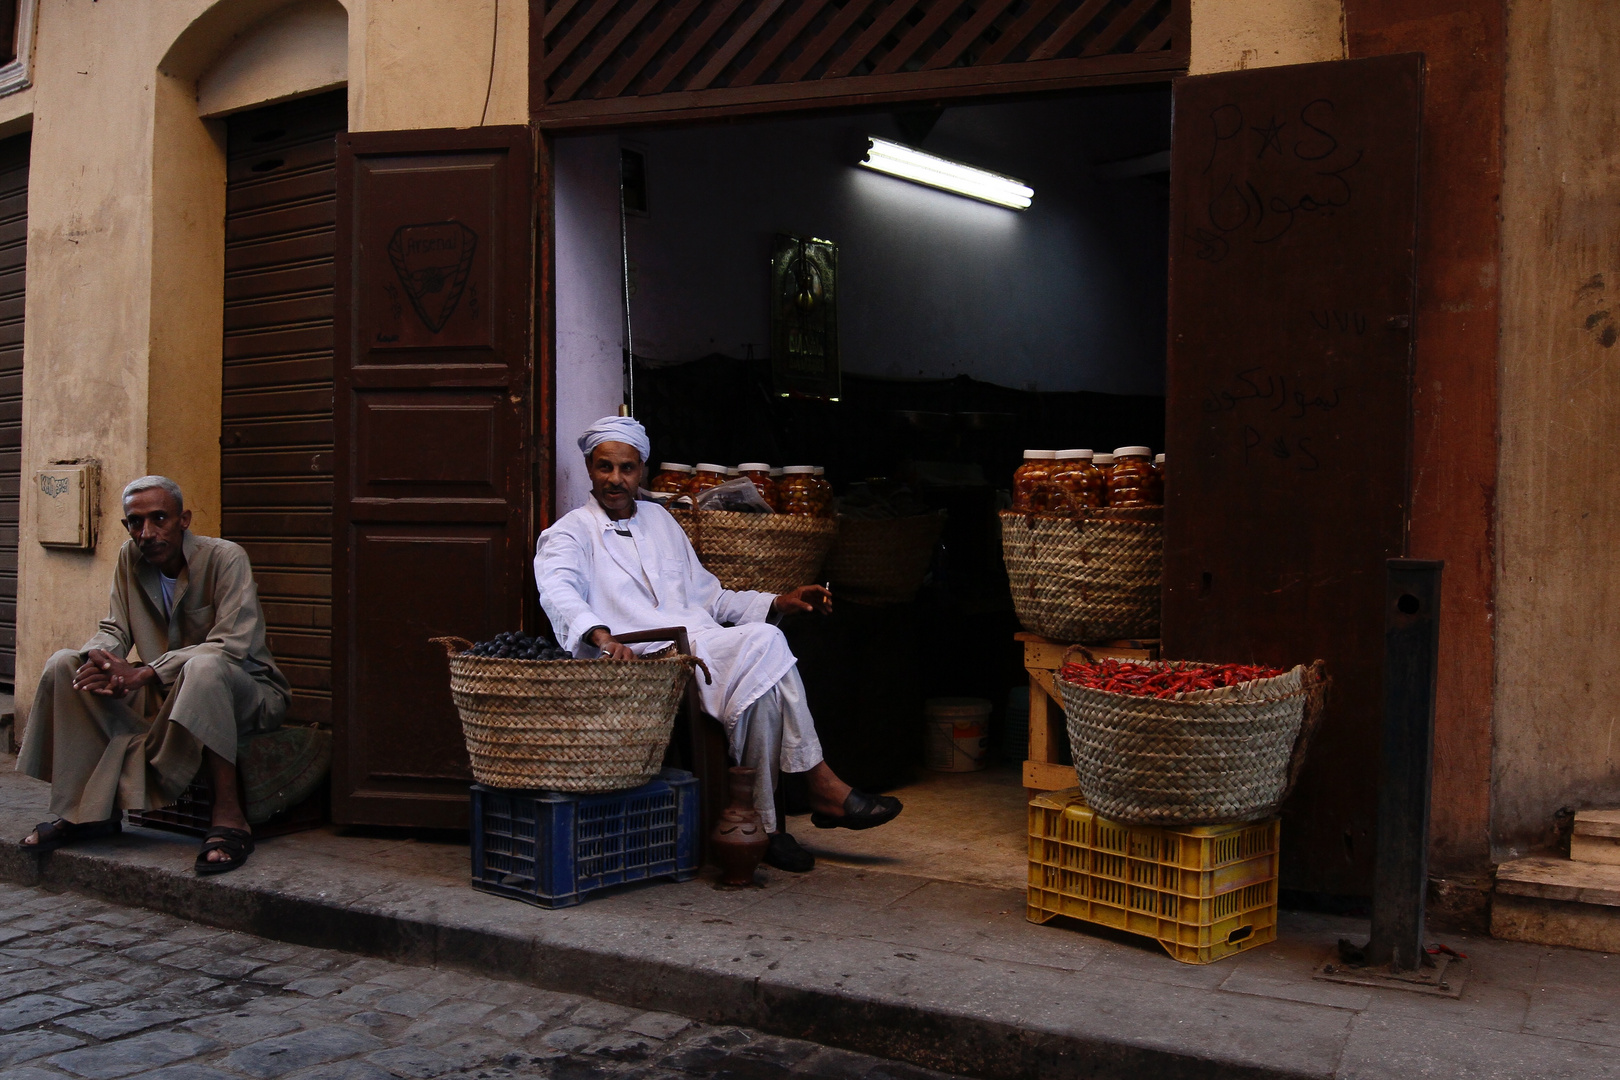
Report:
236,726,331,825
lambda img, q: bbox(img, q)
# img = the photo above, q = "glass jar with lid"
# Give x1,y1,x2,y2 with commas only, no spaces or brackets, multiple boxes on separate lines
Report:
811,466,834,516
1013,450,1057,512
737,462,779,510
779,466,818,515
1106,446,1156,507
1152,453,1165,504
1090,453,1115,504
690,463,729,496
1050,450,1103,515
651,462,694,494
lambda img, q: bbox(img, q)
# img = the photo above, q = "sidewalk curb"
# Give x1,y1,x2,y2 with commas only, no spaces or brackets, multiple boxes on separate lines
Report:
0,840,1313,1080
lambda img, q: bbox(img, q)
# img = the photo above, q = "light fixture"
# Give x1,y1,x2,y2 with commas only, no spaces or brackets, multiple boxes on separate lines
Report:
858,136,1033,210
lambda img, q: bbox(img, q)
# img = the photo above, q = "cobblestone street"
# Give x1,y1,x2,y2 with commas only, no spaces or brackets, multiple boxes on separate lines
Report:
0,882,964,1080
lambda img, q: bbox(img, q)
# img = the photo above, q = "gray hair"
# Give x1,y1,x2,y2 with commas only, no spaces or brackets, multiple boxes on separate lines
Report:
121,475,184,513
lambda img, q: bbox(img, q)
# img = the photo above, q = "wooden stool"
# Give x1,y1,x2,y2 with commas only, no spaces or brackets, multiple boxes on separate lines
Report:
1017,632,1159,792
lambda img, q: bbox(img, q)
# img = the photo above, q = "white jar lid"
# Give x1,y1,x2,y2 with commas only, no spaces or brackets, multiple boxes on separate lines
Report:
726,467,740,475
1093,453,1116,465
770,468,783,477
738,462,771,472
782,465,815,474
659,462,694,473
695,463,727,473
1055,449,1092,460
1154,454,1165,464
1022,450,1057,459
813,467,825,475
1114,446,1152,458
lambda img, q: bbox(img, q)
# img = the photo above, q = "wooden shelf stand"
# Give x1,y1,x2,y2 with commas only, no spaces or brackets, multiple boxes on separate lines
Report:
1018,632,1159,792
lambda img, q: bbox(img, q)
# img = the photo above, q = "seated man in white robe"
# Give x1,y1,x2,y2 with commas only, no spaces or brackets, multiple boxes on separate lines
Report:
535,416,902,872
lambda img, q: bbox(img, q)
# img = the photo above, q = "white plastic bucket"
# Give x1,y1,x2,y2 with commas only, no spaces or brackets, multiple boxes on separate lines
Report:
924,697,992,772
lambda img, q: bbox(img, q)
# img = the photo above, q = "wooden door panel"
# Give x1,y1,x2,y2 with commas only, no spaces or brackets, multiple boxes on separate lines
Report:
346,527,508,783
353,391,506,494
352,155,510,357
333,126,534,828
1164,55,1422,897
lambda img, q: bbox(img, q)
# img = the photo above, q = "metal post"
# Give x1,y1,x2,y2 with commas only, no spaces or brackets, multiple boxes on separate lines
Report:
618,151,636,416
1366,558,1443,970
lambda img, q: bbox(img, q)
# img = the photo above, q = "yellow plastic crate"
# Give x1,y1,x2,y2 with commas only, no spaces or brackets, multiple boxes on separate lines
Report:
1027,789,1279,964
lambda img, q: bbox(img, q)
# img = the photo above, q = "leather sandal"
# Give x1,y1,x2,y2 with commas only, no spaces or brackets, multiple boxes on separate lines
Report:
763,831,815,873
810,790,903,832
21,815,121,854
195,827,254,876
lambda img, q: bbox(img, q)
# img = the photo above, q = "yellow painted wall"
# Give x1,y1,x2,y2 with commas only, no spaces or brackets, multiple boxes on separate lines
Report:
1493,0,1620,857
1190,0,1346,74
12,0,527,722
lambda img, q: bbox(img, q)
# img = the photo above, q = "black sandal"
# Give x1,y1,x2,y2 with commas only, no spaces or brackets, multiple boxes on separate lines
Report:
810,790,903,832
195,827,254,875
21,816,121,854
763,831,816,873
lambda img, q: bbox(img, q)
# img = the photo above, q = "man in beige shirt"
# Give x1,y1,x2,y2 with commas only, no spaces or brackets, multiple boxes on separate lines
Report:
16,476,291,874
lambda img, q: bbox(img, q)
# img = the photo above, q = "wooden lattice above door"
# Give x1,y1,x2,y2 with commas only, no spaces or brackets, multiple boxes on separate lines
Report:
533,0,1187,125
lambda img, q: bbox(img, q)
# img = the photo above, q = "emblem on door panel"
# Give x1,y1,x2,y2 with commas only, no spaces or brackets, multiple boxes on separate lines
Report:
386,222,479,333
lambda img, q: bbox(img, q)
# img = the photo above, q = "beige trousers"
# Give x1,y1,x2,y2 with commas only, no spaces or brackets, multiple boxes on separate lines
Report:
15,649,286,823
738,666,825,833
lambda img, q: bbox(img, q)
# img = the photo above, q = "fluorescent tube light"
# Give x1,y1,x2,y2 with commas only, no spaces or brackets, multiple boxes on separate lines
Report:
859,137,1033,210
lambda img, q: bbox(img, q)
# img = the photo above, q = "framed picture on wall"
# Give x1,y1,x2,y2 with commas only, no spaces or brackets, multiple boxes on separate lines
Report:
770,233,840,400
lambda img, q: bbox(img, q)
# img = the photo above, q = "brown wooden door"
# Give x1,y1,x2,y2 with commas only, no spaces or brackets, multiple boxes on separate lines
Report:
221,91,346,727
0,132,25,688
1163,55,1423,897
332,126,535,827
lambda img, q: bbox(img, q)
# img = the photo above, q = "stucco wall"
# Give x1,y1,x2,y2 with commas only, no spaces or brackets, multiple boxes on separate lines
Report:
1493,0,1620,858
197,0,347,119
13,0,527,722
1190,0,1346,73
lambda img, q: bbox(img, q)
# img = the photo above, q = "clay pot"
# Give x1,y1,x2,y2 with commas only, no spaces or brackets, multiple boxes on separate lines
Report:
710,766,768,886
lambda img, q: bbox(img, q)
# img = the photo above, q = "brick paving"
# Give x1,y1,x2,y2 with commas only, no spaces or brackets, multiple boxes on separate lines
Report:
0,882,966,1080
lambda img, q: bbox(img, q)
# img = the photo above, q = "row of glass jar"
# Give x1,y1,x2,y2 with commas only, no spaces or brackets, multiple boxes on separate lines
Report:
1013,446,1165,512
650,462,834,516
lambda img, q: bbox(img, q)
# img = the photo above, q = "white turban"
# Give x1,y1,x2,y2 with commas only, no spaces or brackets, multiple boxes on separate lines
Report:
577,415,650,462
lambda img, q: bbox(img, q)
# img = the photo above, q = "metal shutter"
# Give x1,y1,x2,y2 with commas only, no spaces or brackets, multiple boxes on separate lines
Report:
0,133,26,687
221,91,345,725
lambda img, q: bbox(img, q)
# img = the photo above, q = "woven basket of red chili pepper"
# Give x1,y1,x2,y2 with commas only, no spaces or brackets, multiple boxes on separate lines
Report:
1056,646,1330,827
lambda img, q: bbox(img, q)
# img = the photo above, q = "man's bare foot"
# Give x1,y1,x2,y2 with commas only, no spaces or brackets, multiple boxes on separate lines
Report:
20,817,121,852
804,761,854,816
204,749,251,864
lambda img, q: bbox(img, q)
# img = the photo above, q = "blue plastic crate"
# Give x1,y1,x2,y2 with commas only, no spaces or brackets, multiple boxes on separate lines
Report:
470,768,699,908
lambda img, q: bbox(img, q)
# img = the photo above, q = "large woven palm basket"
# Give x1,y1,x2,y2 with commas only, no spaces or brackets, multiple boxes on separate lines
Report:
1058,651,1330,826
432,636,708,792
999,507,1161,641
674,509,837,594
824,512,946,605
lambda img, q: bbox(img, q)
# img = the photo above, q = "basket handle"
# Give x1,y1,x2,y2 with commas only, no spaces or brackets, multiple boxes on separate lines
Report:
430,636,473,657
679,654,713,686
1061,644,1099,667
1279,660,1331,803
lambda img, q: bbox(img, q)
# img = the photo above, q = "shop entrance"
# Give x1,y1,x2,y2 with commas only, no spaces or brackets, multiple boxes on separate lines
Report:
219,90,347,729
550,87,1172,890
544,53,1424,900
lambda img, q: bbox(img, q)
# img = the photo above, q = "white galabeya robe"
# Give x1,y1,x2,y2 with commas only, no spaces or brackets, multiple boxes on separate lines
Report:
534,497,810,768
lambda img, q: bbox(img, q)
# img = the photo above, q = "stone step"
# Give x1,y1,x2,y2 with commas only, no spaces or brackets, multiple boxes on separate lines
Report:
1493,854,1620,952
1571,807,1620,865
